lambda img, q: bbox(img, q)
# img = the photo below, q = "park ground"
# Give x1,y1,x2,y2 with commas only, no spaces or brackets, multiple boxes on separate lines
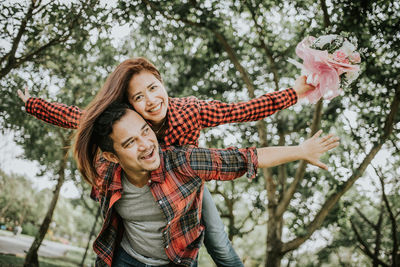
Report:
0,230,215,267
0,229,95,267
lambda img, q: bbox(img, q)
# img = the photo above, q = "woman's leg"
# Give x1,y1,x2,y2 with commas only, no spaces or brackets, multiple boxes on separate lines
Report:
202,186,244,267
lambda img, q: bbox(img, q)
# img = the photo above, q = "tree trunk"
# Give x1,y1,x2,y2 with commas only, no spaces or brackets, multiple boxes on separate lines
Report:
80,206,101,267
266,214,284,267
0,201,12,216
23,158,66,267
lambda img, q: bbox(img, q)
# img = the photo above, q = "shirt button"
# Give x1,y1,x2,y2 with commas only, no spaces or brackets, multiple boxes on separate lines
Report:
167,221,171,225
166,245,169,248
158,200,162,204
177,260,181,263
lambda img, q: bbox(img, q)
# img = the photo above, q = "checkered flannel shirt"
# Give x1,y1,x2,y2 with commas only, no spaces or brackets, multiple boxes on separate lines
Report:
93,146,257,266
25,89,297,145
24,88,297,266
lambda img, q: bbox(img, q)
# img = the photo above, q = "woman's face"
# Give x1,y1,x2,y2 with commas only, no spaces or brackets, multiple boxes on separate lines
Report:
127,71,169,126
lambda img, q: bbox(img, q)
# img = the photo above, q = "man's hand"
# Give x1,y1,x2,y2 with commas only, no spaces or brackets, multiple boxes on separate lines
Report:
299,130,340,170
293,76,315,99
17,87,31,103
256,130,339,169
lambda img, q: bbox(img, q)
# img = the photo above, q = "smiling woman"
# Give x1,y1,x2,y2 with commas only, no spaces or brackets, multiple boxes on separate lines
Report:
128,71,169,129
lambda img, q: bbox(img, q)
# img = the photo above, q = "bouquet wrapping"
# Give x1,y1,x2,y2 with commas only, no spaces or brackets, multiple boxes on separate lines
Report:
288,35,361,103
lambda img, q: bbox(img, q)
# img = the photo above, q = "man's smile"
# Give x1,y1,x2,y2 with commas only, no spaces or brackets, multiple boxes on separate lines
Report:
140,146,156,161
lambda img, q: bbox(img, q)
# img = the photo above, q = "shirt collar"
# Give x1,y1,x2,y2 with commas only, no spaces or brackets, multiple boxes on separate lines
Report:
103,148,167,191
104,165,123,192
147,97,183,137
166,97,185,127
149,147,166,184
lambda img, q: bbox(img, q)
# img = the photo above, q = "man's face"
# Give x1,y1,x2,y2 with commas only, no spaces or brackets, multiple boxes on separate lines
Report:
127,70,169,126
109,109,160,175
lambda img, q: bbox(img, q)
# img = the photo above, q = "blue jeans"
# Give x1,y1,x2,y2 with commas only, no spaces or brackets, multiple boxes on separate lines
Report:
202,186,244,267
112,246,197,267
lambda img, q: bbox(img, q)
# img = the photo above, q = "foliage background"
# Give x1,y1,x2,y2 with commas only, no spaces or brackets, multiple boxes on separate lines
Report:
0,0,399,266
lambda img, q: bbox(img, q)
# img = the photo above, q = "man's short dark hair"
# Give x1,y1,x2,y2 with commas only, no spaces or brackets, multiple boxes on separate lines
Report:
93,102,131,152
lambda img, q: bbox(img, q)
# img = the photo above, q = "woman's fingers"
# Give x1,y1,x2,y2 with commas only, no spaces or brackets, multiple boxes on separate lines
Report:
17,87,30,103
17,89,24,101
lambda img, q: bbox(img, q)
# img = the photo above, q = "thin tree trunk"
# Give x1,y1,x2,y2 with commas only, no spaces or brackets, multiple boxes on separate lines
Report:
23,154,67,267
80,206,101,267
0,201,12,216
372,207,383,267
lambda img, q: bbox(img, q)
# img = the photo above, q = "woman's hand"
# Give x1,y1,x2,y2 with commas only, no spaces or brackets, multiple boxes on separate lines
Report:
17,87,31,103
299,130,340,170
293,75,315,99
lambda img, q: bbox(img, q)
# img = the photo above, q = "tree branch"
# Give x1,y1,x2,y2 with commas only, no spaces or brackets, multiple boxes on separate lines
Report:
144,0,256,96
142,0,203,28
278,131,286,202
373,204,384,267
276,99,323,218
355,206,377,230
0,0,36,65
374,165,399,266
281,87,400,253
275,0,330,218
350,219,389,267
244,0,279,90
319,0,331,28
0,0,100,79
237,210,254,231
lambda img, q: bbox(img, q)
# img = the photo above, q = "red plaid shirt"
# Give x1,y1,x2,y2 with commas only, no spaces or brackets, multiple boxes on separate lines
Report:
25,88,297,146
25,88,297,266
94,146,257,266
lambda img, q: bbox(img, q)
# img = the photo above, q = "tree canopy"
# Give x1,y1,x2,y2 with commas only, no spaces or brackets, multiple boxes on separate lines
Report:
0,0,399,266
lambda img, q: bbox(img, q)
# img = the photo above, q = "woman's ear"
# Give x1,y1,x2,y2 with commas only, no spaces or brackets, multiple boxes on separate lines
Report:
102,151,119,164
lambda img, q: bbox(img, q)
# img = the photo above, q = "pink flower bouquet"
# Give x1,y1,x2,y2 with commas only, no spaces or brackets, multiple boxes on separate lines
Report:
288,35,361,103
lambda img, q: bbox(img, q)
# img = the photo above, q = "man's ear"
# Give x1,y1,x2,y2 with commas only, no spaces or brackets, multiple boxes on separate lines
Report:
103,151,119,164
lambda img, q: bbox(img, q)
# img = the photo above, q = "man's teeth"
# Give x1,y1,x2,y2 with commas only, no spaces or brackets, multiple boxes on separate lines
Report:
149,104,161,112
142,149,153,159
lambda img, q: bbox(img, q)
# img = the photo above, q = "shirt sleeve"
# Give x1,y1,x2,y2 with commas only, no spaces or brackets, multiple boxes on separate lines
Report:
186,146,258,181
25,97,83,129
198,88,297,128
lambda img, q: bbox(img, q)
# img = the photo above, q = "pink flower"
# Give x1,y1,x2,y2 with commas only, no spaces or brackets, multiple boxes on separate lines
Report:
333,50,347,62
350,52,361,63
289,36,361,103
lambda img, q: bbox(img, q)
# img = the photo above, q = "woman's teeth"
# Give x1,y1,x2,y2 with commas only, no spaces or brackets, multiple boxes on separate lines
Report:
149,104,161,112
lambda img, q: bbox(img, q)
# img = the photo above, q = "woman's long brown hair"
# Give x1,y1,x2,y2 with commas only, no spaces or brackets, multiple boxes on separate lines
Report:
73,57,162,187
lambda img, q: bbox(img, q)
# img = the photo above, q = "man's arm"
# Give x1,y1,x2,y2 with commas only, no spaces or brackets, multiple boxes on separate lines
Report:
18,87,82,129
197,76,315,128
185,130,339,181
256,130,339,170
184,146,258,182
